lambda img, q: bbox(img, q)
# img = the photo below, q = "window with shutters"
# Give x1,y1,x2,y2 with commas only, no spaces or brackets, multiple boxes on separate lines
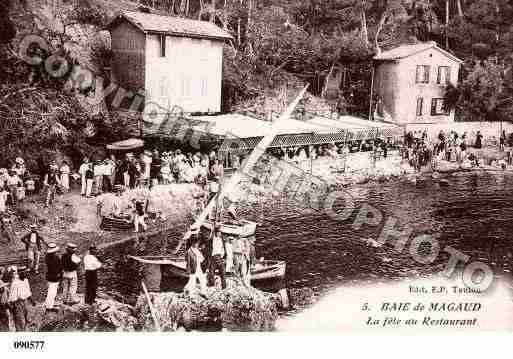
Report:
431,98,449,115
416,97,423,116
437,66,451,85
159,34,166,57
415,65,430,83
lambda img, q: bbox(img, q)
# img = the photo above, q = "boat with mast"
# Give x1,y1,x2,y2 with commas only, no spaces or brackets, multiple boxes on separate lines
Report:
173,85,309,254
130,86,309,283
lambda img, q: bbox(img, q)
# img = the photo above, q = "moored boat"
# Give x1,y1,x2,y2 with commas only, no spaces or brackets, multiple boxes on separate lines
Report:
128,255,286,281
100,216,133,231
202,219,258,237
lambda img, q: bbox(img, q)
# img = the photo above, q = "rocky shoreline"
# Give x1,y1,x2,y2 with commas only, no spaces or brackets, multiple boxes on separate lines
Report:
22,278,315,332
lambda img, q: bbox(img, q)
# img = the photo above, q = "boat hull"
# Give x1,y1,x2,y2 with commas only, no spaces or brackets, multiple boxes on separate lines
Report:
202,219,257,237
128,256,285,282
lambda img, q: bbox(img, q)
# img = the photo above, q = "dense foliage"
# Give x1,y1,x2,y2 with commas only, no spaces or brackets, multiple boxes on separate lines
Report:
0,0,128,170
2,0,513,170
135,0,513,119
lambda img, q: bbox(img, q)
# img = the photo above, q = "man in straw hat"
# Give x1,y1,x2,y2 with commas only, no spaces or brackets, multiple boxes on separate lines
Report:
185,224,200,252
231,235,251,287
20,224,46,273
83,245,102,305
44,243,62,312
207,225,227,289
12,157,26,177
184,233,207,297
0,267,10,331
43,163,60,207
61,243,81,305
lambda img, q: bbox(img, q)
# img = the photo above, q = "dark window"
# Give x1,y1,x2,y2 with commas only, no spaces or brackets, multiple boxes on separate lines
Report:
431,98,450,115
437,66,451,85
416,65,430,83
159,34,166,57
416,97,423,116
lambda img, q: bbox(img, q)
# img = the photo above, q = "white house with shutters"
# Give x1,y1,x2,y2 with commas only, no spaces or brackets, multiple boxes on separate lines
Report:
371,41,463,124
108,10,232,115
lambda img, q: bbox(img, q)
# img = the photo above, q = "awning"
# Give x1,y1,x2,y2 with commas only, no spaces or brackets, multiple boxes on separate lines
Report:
106,138,144,151
202,114,404,154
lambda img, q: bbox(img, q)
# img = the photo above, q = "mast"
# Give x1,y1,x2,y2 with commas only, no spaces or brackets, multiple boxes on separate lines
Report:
173,85,310,254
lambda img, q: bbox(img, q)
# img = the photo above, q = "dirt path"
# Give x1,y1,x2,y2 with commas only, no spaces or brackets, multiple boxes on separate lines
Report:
68,194,100,233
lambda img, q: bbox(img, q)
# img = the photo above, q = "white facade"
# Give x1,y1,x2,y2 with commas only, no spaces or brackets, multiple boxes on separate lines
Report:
145,35,224,113
373,43,463,125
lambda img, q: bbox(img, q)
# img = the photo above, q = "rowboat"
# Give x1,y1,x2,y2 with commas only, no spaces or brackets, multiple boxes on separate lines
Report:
128,255,286,282
202,219,258,237
100,216,133,231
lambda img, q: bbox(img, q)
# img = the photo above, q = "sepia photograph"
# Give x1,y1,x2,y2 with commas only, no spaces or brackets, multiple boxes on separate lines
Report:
1,0,513,349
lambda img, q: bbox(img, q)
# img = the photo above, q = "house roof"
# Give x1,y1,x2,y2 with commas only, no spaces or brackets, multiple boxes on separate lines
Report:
373,41,463,63
108,11,233,41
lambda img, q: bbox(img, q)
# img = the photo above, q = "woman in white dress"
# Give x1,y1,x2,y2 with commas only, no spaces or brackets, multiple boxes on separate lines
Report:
60,161,71,192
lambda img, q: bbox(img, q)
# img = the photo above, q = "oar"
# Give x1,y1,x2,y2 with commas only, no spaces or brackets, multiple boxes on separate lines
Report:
173,85,309,254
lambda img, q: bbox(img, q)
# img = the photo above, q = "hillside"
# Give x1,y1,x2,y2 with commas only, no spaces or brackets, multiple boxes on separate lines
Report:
1,0,513,169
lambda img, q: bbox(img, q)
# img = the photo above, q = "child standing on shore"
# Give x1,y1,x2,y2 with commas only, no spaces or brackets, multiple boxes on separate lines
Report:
133,198,147,233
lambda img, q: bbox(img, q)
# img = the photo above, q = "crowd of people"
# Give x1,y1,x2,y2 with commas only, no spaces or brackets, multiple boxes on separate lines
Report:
0,237,101,332
0,140,393,219
401,129,512,172
77,149,228,199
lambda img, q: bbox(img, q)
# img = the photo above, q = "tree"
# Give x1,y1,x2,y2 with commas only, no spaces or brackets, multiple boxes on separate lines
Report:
445,59,513,122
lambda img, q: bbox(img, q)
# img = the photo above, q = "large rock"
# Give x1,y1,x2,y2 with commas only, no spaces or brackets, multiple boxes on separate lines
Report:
36,294,138,332
135,278,278,332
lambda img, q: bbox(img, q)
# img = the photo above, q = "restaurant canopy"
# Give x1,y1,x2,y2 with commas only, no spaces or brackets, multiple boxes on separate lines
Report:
189,114,403,154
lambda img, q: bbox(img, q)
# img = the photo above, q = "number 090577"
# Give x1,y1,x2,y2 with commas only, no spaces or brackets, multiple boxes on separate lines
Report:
13,340,45,350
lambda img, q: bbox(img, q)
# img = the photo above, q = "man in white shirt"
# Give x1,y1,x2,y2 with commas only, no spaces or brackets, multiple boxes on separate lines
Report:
61,243,81,305
103,157,115,192
20,224,46,274
207,226,227,289
93,161,104,195
78,158,89,196
83,245,102,305
6,170,21,206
